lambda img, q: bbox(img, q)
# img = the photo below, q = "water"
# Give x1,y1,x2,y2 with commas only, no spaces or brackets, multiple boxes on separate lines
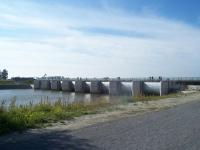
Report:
0,89,131,106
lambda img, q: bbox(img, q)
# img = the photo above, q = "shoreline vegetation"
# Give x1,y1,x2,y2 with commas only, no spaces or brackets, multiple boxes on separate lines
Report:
0,79,32,89
0,99,108,135
0,78,34,85
0,92,195,135
0,80,15,85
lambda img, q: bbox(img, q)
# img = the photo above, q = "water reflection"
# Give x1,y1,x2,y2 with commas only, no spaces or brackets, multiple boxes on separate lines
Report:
0,89,126,106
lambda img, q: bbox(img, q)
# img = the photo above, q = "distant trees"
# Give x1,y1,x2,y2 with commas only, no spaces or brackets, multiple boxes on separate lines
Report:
1,69,8,80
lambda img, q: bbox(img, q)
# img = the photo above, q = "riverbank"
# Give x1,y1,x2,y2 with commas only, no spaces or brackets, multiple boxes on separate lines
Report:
0,99,108,135
0,91,199,135
0,79,32,90
0,84,32,90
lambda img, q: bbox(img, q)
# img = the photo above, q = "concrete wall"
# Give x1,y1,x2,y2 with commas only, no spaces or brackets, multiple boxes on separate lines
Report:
168,81,184,92
160,81,169,96
90,81,103,94
34,80,41,89
90,81,110,94
132,81,143,97
109,81,122,95
51,80,62,91
74,80,90,93
41,80,51,90
62,80,74,92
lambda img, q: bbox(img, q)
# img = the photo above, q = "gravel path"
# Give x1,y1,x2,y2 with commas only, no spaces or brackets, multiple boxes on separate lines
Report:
71,100,200,150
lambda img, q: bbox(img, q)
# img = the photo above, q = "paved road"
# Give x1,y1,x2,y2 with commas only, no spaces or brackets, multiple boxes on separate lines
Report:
1,100,200,150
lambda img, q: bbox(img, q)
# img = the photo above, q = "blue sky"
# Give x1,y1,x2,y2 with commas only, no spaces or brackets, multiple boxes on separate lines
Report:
0,0,200,78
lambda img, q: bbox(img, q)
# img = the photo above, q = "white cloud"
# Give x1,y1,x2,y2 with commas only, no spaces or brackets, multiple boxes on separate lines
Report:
0,1,200,77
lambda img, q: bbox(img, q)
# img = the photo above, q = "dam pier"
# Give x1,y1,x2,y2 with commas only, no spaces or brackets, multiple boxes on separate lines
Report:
33,77,191,96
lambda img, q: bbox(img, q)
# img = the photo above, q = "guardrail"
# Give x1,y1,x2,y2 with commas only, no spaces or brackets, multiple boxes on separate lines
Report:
35,77,200,82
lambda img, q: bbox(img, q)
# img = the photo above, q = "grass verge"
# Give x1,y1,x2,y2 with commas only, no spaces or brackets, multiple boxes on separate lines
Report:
0,99,108,135
133,93,182,102
0,80,15,85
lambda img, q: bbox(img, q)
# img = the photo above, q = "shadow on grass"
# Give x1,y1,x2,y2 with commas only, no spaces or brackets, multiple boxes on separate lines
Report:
0,130,98,150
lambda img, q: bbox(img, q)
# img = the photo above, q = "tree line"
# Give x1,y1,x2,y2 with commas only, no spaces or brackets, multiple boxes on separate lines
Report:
0,69,8,80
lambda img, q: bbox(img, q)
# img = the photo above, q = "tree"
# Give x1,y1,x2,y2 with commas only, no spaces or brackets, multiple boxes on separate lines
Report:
0,70,2,79
2,69,8,80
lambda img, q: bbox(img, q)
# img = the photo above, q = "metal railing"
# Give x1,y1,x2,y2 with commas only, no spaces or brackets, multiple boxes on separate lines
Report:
35,77,200,82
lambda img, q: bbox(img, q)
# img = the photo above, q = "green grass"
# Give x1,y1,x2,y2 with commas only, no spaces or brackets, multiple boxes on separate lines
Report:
0,80,15,85
133,93,181,102
21,80,34,85
0,79,33,85
0,99,108,135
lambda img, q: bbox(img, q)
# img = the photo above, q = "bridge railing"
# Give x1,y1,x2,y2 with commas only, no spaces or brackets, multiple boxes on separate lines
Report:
35,77,200,82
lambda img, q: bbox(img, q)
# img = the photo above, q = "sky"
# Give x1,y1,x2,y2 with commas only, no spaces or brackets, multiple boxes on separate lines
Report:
0,0,200,78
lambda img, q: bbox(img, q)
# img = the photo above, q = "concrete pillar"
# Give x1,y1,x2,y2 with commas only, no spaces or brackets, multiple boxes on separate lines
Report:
41,80,51,90
168,81,182,92
62,80,74,92
109,81,122,95
74,80,90,93
90,81,103,94
34,80,41,89
132,81,143,97
51,80,62,91
160,81,169,96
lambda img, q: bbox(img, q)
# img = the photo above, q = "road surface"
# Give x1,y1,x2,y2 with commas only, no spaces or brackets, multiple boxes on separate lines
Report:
1,100,200,150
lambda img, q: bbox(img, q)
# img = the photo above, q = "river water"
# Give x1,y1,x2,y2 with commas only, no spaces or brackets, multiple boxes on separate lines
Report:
0,89,131,106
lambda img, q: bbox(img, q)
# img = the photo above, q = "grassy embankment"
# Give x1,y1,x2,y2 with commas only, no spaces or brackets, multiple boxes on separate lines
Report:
133,92,195,102
0,79,34,85
0,99,108,135
0,80,15,85
134,93,180,101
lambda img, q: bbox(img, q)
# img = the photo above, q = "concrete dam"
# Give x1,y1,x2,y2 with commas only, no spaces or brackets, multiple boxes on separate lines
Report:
34,78,186,96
